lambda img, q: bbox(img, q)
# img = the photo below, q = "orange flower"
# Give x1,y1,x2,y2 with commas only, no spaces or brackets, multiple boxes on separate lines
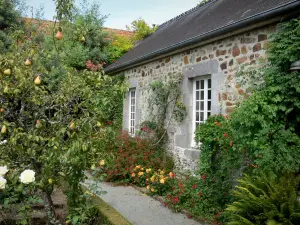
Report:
138,172,144,176
131,173,136,177
169,172,175,178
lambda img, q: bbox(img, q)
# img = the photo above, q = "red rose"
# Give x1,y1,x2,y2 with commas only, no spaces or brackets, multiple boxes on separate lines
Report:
192,184,197,189
201,174,206,180
198,192,203,197
223,133,228,137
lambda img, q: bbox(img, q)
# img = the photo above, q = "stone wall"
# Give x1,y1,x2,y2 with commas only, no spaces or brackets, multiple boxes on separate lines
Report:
121,24,276,171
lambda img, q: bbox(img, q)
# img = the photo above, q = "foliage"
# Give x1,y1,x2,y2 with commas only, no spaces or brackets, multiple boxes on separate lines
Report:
145,169,176,196
0,0,23,30
198,0,213,7
53,0,74,21
268,17,300,72
126,18,158,42
0,0,24,53
147,77,187,127
47,1,111,70
101,131,166,183
226,173,300,225
0,168,39,224
107,34,134,63
0,1,126,224
193,16,300,223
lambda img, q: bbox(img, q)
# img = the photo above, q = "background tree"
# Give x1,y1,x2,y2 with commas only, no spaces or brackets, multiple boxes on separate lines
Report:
126,18,158,42
0,0,126,224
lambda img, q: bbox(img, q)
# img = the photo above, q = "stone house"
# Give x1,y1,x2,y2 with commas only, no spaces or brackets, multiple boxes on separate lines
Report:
105,0,300,170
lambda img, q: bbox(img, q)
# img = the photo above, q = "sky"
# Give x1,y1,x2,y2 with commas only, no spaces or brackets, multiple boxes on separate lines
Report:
24,0,200,30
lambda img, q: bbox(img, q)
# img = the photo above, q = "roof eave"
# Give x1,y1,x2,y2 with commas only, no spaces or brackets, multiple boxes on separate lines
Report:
105,0,300,75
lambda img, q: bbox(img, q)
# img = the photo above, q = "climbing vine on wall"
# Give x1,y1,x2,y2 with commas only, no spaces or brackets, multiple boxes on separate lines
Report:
141,74,187,146
147,74,187,126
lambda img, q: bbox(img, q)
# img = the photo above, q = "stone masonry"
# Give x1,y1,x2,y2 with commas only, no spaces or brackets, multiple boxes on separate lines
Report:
121,24,275,171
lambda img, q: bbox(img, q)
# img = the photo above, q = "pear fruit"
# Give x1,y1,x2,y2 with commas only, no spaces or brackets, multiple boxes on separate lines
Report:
69,121,75,130
55,31,63,40
25,59,31,66
80,36,85,42
4,86,9,93
36,120,41,128
34,75,41,85
0,108,4,113
4,69,11,75
48,178,53,184
1,125,7,134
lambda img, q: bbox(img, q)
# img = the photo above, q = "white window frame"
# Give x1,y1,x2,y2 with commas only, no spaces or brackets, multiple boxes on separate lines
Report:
129,89,136,136
192,75,212,146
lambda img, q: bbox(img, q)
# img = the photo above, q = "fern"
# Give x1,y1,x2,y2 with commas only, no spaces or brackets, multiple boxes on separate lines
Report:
226,173,300,225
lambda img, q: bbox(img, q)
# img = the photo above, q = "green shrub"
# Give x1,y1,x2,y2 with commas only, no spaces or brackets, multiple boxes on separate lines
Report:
226,173,300,225
193,16,300,223
102,131,166,183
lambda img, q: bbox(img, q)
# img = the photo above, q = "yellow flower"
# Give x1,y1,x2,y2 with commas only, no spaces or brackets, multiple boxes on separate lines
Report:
140,168,144,171
150,176,155,182
146,185,150,190
131,173,136,177
135,165,141,169
160,170,165,175
160,179,165,184
151,188,155,192
138,172,144,176
99,160,105,166
146,168,152,173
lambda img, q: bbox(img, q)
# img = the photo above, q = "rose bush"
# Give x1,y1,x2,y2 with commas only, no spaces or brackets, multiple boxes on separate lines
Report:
19,170,35,184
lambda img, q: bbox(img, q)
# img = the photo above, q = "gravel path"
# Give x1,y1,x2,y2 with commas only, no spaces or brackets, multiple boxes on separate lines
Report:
84,181,203,225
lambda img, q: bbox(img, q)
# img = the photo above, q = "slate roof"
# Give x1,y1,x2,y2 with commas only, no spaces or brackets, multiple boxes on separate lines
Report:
105,0,300,73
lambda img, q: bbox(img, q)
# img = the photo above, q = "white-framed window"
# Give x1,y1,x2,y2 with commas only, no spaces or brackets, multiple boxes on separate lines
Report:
129,89,136,136
192,76,212,145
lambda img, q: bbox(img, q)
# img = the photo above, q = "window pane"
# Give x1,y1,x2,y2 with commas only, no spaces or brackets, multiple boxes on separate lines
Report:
208,79,211,88
201,80,204,89
200,112,204,121
208,90,211,99
200,101,204,110
196,101,199,110
196,91,199,100
201,91,204,100
207,112,211,117
196,81,199,90
208,101,211,110
196,112,199,121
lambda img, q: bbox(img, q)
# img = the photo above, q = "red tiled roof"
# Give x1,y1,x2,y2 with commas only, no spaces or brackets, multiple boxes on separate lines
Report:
23,18,133,37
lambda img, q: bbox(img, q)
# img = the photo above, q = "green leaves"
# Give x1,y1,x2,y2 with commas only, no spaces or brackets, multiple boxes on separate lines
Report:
226,173,300,225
